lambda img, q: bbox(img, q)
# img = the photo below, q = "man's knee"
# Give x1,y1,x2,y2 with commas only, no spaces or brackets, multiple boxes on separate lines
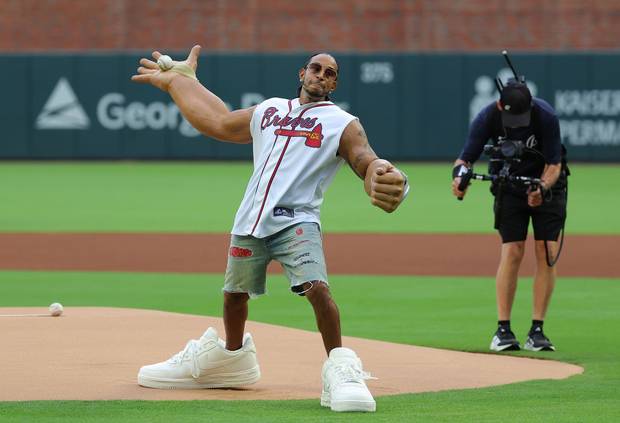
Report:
535,240,556,256
502,241,526,264
298,280,330,301
534,240,559,267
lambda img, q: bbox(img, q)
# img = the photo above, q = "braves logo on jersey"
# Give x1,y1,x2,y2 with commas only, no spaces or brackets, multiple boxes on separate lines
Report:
232,98,356,238
260,107,324,148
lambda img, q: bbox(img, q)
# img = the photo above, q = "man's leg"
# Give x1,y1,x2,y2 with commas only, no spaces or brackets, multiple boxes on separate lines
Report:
490,240,526,351
302,281,342,354
496,241,526,320
303,280,375,412
138,287,257,389
532,242,558,320
520,240,559,351
222,235,269,350
490,192,530,351
223,292,250,351
275,223,374,412
270,223,340,354
525,188,565,351
529,185,566,321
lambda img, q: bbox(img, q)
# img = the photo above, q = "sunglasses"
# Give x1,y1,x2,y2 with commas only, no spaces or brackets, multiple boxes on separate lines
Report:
306,62,338,79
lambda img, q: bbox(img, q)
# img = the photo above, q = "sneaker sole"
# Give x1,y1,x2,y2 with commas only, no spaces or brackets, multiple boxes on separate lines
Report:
489,340,520,352
321,391,376,412
523,344,556,352
138,365,260,389
490,343,520,352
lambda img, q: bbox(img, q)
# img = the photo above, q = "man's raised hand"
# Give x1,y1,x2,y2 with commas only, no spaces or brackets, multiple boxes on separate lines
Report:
131,45,202,91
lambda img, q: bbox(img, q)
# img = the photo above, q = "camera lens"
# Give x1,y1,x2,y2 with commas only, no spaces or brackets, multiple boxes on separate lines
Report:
500,140,517,158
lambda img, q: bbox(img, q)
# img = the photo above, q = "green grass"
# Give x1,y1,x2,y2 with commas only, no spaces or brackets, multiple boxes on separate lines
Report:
0,161,618,421
1,271,619,422
0,162,618,233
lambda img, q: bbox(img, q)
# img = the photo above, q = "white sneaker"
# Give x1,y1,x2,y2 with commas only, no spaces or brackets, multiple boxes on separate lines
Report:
321,347,376,412
137,327,260,389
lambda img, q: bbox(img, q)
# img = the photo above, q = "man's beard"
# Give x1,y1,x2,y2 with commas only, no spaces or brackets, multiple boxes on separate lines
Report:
303,83,327,99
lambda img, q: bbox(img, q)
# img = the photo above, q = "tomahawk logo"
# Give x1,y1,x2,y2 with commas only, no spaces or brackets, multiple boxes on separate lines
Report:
36,78,90,129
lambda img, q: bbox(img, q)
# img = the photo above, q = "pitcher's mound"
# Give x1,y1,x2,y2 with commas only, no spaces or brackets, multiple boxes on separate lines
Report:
0,307,582,401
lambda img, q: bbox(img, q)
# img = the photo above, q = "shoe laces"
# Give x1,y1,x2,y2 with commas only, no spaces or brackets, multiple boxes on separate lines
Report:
529,330,550,343
330,360,376,385
497,328,516,340
167,339,202,378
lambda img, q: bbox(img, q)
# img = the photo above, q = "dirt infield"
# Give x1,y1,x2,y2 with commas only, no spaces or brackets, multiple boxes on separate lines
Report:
0,232,606,401
0,233,618,277
0,307,583,401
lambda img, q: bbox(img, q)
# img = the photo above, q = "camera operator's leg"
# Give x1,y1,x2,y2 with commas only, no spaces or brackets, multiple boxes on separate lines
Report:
526,192,566,352
533,240,557,321
522,240,558,351
490,192,529,351
496,241,526,320
490,241,525,351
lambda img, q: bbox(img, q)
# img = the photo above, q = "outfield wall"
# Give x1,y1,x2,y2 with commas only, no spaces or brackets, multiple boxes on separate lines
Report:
2,53,619,161
3,1,619,52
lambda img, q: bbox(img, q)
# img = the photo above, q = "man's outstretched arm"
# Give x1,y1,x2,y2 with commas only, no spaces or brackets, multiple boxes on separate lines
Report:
131,45,253,144
338,119,408,213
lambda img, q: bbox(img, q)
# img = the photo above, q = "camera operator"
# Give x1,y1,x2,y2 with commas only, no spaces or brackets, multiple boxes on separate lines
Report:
451,80,568,352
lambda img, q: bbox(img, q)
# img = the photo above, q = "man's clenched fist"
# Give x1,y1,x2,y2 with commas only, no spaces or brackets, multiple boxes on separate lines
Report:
366,159,408,213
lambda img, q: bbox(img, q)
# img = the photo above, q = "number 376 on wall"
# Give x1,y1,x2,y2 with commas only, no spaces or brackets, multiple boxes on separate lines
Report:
360,62,394,84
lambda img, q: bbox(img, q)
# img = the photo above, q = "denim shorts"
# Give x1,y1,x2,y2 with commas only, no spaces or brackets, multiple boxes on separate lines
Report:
223,222,328,298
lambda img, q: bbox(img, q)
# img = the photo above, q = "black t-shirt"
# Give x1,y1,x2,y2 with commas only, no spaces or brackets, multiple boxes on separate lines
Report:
459,98,564,193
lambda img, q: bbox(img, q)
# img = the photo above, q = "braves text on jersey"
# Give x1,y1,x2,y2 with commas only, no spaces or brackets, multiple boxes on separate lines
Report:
231,97,357,238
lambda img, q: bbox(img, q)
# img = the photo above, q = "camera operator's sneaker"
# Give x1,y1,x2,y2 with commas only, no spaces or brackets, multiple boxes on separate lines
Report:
321,347,376,412
137,327,260,389
490,327,520,351
524,327,556,351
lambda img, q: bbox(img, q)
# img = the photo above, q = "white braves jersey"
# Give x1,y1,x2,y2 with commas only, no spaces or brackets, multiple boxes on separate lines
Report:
231,97,357,238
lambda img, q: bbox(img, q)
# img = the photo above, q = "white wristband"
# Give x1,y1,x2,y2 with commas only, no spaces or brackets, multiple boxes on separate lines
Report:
400,170,410,201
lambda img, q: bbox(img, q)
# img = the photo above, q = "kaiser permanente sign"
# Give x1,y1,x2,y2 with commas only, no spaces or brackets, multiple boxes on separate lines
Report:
554,90,620,146
1,53,619,160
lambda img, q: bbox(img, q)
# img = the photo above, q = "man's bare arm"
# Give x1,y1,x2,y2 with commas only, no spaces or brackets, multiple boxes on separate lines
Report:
338,119,408,212
528,162,561,207
167,76,254,143
132,45,253,144
338,120,378,180
540,163,561,190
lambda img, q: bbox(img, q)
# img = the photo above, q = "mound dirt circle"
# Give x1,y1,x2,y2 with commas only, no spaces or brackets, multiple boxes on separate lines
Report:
0,307,583,401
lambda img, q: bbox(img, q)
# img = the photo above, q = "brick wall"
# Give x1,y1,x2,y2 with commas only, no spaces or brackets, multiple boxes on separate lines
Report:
2,0,619,51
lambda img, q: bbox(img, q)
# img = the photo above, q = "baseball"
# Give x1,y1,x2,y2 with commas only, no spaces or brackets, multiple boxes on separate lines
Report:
157,55,174,71
49,302,63,317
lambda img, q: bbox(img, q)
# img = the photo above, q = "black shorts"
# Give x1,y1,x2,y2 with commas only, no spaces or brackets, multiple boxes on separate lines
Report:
494,190,567,243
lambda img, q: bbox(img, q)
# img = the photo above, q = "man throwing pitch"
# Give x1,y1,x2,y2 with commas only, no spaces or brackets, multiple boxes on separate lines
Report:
131,46,409,412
